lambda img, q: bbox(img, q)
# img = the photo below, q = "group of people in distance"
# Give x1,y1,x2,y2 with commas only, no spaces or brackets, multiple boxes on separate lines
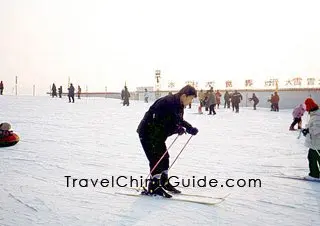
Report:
137,85,320,198
51,83,81,103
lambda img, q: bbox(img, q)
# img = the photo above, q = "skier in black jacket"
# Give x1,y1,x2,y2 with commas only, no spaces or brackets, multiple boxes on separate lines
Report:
137,85,199,198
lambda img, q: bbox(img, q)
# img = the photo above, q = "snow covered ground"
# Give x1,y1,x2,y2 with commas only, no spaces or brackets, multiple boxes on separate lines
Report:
1,96,319,226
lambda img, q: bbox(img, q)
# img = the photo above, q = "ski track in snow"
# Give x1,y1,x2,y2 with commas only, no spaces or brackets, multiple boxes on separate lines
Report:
0,96,319,226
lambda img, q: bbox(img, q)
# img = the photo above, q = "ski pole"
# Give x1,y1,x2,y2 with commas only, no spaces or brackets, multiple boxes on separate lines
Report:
169,135,193,170
146,134,179,180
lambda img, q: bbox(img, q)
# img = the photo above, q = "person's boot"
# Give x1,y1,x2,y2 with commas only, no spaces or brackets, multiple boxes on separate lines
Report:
289,126,296,131
160,172,181,194
147,174,172,198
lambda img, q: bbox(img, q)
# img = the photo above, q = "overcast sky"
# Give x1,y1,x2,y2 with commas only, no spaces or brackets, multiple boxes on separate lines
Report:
1,0,320,95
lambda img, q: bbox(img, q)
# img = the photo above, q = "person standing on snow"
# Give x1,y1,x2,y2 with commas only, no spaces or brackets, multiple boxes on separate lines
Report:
232,90,242,113
137,85,199,198
58,86,63,98
206,89,216,115
301,98,320,179
68,83,75,103
224,91,230,108
289,104,305,131
249,93,259,110
215,90,222,109
77,85,82,99
52,83,57,97
121,86,130,106
0,81,4,95
144,88,149,103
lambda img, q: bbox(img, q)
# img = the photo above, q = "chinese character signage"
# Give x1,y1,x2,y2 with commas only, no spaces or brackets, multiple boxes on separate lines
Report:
185,80,198,88
205,81,215,88
168,81,175,89
307,78,315,86
292,77,302,86
245,79,253,87
225,80,232,88
264,79,278,87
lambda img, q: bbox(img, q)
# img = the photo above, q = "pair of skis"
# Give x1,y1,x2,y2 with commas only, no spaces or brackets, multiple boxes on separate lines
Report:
115,187,230,206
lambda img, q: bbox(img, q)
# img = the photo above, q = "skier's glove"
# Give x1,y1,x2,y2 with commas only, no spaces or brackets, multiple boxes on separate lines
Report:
177,126,186,135
302,128,309,136
186,127,199,136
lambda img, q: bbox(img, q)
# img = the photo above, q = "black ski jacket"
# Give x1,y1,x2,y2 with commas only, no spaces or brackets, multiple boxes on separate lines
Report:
137,94,192,141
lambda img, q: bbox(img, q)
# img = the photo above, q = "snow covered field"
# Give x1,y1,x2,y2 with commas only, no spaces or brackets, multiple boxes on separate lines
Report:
1,96,319,226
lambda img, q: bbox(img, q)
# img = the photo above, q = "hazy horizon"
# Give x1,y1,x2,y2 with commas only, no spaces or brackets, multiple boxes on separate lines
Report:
1,0,320,95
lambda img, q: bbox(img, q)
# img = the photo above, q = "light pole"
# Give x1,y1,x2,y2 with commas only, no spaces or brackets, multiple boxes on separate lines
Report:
105,86,107,98
155,70,161,99
15,76,18,96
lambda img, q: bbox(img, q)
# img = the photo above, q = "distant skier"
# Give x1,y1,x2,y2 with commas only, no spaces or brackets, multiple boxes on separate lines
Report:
144,88,149,103
232,90,242,113
301,98,320,179
68,83,75,103
77,85,81,99
224,91,230,108
249,93,259,110
206,90,216,115
58,86,62,98
137,85,199,198
52,83,57,98
268,94,275,111
198,89,205,114
121,86,130,106
0,81,4,95
273,92,280,111
289,104,305,131
215,90,221,109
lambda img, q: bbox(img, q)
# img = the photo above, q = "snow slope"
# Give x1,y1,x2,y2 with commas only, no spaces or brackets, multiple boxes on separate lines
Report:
1,96,319,226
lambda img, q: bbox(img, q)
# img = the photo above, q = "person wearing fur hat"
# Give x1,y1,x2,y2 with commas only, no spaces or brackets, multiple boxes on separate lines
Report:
301,98,320,179
0,122,12,138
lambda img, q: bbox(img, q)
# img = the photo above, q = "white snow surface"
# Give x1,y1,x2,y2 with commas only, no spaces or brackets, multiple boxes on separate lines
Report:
1,96,319,226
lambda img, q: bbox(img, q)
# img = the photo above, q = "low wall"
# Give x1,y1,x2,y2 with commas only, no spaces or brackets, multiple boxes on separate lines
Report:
48,88,320,109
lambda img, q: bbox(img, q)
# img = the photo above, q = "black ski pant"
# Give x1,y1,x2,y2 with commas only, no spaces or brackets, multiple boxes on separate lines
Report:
224,100,230,108
290,118,302,129
68,95,74,103
139,136,169,176
123,98,129,106
253,101,259,110
308,149,320,178
209,104,216,115
234,102,240,112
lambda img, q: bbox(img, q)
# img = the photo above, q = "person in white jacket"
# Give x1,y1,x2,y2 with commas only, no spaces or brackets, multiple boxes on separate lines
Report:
301,98,320,179
144,89,149,103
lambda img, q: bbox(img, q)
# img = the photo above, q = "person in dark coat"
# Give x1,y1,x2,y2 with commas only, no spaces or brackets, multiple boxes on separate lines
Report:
0,81,4,95
206,90,216,115
249,93,259,110
121,86,130,106
224,91,230,108
137,85,199,198
230,92,235,111
52,83,57,97
232,90,242,113
68,83,75,103
58,86,62,98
